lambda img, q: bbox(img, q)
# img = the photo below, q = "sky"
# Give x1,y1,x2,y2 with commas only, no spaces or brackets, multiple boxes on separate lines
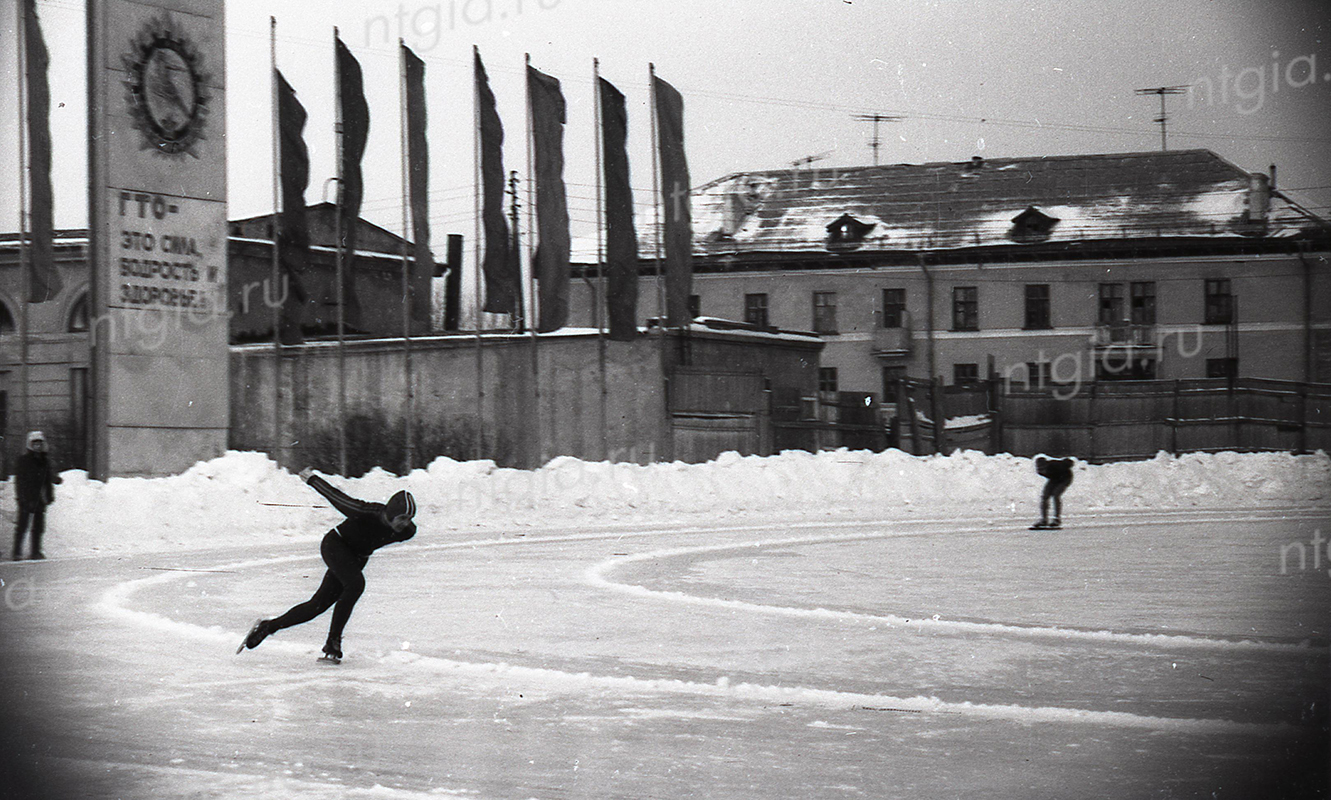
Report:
2,0,1329,261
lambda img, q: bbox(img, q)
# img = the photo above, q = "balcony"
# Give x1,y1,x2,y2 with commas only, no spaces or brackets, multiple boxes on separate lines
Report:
872,322,913,358
1093,322,1157,350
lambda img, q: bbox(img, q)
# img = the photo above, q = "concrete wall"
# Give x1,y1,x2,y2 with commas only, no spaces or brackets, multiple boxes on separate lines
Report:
231,332,668,473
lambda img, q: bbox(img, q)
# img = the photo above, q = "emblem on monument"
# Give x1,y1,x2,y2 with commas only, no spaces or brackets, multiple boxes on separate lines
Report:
123,14,211,157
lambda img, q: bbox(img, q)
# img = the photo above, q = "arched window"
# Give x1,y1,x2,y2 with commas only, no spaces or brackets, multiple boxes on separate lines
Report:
68,293,90,333
0,302,14,334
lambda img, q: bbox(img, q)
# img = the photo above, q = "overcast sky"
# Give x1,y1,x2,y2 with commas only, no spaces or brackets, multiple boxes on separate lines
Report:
2,0,1328,256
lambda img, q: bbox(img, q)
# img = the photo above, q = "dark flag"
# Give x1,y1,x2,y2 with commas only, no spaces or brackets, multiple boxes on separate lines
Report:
402,44,434,333
335,35,369,328
653,74,692,328
276,70,310,343
475,48,519,316
23,0,60,303
527,65,570,333
599,77,637,341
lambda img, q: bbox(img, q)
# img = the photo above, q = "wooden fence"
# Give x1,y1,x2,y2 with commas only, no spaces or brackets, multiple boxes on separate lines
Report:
996,378,1331,460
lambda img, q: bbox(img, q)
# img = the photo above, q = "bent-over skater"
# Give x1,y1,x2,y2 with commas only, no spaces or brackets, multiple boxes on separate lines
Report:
238,467,417,662
1032,456,1074,530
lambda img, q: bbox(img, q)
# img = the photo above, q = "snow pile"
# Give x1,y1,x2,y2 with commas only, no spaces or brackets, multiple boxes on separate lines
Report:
18,448,1331,558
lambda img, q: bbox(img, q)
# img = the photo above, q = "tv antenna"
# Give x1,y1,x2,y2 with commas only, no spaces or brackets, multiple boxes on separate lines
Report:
790,151,832,170
1134,86,1190,151
852,113,902,166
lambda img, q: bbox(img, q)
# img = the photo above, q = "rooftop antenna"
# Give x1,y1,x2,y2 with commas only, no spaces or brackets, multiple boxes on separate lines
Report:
790,151,832,170
1134,86,1189,151
852,113,902,166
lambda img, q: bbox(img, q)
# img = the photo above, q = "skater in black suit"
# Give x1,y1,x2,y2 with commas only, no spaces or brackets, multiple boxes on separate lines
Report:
238,468,417,661
1032,456,1074,529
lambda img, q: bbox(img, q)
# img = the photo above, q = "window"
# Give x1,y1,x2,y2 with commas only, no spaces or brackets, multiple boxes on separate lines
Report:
1098,283,1125,324
881,365,907,399
826,213,876,244
1130,282,1156,325
818,367,839,395
1024,284,1051,329
1205,279,1234,324
744,293,769,328
882,288,906,328
0,303,13,334
953,363,980,385
69,367,89,470
812,292,838,334
951,287,978,331
1207,357,1238,378
688,294,701,319
1023,361,1053,389
1009,206,1060,242
1098,353,1156,381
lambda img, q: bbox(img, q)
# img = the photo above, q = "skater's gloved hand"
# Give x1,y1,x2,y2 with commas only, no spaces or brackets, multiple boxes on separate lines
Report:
298,467,315,482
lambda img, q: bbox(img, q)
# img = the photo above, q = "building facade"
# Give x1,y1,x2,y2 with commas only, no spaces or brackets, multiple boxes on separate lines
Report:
572,149,1331,406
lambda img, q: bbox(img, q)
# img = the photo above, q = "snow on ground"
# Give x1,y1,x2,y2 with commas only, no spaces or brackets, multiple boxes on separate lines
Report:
14,448,1330,558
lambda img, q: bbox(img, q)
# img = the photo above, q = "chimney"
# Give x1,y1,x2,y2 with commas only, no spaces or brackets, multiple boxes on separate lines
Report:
1249,173,1271,221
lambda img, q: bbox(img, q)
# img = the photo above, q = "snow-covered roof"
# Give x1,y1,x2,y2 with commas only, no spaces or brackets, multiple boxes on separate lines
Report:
690,149,1328,256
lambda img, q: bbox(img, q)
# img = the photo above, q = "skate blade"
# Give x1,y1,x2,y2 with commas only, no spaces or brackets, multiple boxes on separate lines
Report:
317,654,342,665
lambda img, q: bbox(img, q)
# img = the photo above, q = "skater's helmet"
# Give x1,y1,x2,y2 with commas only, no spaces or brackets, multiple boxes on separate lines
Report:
385,490,417,521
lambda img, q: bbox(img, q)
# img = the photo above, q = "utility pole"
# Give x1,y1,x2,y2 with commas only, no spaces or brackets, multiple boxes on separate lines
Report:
852,113,902,166
1134,86,1189,151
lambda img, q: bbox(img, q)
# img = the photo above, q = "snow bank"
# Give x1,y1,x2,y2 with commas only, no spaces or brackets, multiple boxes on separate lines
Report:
15,448,1330,558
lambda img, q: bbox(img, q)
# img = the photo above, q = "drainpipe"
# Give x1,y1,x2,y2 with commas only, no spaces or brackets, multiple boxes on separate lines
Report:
1300,244,1312,382
917,252,942,453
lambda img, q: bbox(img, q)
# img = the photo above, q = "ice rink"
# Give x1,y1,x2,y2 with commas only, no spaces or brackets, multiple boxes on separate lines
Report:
2,505,1327,798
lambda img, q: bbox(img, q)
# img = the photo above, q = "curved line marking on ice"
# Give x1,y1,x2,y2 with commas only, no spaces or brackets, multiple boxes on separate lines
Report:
583,515,1329,654
92,567,1290,735
93,511,1321,736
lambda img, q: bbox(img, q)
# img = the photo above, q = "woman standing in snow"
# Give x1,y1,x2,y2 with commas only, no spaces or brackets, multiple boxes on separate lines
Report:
238,468,417,662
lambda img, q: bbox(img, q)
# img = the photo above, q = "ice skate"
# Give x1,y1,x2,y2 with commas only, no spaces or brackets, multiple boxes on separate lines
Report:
318,637,343,665
236,619,274,654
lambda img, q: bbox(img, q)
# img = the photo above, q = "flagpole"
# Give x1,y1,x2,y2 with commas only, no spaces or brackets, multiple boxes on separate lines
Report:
472,46,485,462
334,27,348,476
524,54,542,468
17,0,31,439
398,40,416,473
270,17,283,468
593,58,608,461
649,63,668,463
649,64,665,329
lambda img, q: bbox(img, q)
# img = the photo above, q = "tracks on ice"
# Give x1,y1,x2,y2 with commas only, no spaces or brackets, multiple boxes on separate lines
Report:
95,508,1327,736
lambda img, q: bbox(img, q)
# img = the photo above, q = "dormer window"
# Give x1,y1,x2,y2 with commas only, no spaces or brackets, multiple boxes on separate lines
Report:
826,213,876,249
1009,206,1060,243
